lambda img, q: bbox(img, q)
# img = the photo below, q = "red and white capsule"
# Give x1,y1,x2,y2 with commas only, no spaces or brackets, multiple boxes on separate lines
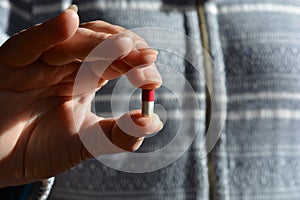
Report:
142,89,155,116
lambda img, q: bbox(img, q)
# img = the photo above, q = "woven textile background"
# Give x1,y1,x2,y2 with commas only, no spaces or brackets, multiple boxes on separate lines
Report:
0,0,300,199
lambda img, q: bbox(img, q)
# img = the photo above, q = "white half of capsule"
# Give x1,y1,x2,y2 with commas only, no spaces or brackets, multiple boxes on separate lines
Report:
142,101,154,116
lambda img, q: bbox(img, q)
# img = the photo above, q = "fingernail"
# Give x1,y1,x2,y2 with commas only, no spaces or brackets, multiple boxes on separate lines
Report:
135,116,151,127
150,113,164,131
67,4,78,13
143,65,162,83
135,41,149,50
115,36,134,59
91,36,133,60
143,54,157,63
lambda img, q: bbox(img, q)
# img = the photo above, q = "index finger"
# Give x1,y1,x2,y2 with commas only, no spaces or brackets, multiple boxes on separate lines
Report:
0,8,79,67
79,21,162,89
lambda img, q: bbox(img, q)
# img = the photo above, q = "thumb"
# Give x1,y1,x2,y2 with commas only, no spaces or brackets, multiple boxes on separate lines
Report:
0,5,79,67
79,111,163,159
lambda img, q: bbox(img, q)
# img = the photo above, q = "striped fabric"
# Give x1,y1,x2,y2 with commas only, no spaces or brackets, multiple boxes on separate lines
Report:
206,1,300,199
0,0,300,199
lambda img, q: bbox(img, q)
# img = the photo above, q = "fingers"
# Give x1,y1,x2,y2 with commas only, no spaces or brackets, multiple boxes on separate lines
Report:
0,8,79,67
80,20,158,67
79,111,163,158
74,60,161,96
40,23,133,65
126,64,162,89
40,28,113,65
110,111,163,152
41,20,158,66
80,20,126,34
0,61,80,91
113,110,163,135
79,21,162,89
40,19,162,93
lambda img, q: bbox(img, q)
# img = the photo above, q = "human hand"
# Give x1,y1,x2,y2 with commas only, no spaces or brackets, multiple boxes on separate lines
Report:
0,6,162,187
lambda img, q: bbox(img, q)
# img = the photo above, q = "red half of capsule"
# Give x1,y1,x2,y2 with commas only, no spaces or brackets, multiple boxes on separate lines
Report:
142,89,155,101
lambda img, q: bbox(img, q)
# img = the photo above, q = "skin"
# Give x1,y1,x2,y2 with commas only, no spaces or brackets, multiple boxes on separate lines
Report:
0,8,163,187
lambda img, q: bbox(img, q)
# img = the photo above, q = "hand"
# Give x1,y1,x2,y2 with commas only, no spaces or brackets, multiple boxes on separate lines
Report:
0,7,163,187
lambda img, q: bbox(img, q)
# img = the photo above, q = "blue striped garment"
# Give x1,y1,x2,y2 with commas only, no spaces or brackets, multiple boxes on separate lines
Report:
0,0,299,199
